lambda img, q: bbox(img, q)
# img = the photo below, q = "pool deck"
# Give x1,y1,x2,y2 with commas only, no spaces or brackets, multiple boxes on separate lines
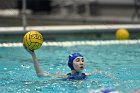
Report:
0,24,140,35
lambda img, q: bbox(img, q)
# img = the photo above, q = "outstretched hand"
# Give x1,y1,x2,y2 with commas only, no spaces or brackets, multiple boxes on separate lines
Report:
23,44,34,55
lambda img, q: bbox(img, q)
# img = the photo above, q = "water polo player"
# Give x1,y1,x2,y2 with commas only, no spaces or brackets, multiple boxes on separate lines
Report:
24,46,87,80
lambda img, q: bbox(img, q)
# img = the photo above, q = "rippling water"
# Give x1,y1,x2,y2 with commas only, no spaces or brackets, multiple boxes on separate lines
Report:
0,44,140,93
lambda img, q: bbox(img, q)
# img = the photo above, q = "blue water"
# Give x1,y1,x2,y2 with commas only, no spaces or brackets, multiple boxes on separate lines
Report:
0,43,140,93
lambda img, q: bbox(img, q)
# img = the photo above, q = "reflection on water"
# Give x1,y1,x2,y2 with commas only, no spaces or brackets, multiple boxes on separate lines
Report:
0,69,122,93
0,44,140,93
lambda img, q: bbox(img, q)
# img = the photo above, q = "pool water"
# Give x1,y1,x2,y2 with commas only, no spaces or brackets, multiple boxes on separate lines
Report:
0,43,140,93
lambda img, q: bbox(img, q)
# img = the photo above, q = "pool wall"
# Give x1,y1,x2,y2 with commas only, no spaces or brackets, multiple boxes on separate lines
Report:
0,24,140,42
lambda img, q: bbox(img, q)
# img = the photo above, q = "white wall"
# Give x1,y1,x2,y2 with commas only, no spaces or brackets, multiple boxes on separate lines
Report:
98,0,135,5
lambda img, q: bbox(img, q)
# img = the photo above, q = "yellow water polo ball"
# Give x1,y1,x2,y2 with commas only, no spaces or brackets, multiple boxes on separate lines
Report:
115,28,129,40
23,30,43,50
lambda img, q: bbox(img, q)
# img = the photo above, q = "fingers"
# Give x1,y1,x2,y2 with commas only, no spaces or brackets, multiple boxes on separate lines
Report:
23,43,34,53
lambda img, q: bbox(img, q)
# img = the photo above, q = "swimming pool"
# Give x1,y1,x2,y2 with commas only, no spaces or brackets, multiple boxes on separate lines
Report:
0,40,140,93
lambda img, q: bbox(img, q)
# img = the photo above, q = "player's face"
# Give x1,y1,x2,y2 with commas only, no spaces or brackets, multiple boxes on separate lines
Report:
73,57,84,72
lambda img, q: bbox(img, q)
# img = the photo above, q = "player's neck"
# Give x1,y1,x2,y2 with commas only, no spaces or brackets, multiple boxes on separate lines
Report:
71,70,82,75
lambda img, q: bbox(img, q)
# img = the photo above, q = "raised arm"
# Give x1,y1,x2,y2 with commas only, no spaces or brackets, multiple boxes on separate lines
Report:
23,44,68,78
31,53,68,78
30,51,49,77
23,45,49,77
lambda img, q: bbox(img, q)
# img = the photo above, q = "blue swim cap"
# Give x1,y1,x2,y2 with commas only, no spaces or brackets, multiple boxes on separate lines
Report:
68,52,83,70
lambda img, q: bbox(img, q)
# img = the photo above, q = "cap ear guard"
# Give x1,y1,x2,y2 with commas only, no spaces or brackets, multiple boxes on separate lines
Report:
68,63,74,70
